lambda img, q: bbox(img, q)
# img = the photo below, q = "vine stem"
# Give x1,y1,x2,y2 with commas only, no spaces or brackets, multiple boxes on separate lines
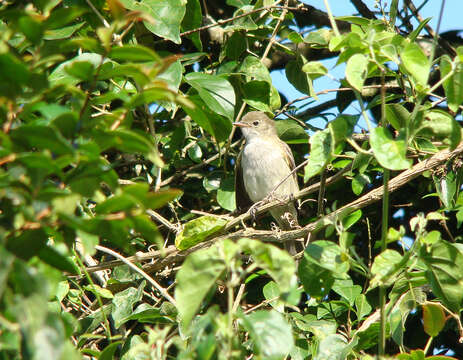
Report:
379,168,390,355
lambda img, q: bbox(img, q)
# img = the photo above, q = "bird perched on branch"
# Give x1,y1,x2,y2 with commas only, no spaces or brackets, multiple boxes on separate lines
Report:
234,111,301,255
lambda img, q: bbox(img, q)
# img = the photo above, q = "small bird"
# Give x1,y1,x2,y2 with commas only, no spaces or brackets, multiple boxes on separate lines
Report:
234,111,301,255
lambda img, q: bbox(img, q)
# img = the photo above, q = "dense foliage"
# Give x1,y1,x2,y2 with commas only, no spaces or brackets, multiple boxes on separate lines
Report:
1,0,463,359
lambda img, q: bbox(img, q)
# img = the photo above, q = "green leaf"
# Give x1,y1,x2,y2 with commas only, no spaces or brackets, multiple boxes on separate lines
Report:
304,29,332,47
370,127,412,170
286,56,315,96
158,60,183,92
408,18,432,42
332,279,362,306
286,31,302,44
314,334,351,360
275,119,309,144
433,171,458,209
111,282,145,328
441,55,463,113
109,45,160,62
302,61,328,80
417,109,461,149
175,216,228,250
65,61,95,82
422,303,446,337
299,241,348,299
44,22,85,40
242,80,271,112
11,124,74,156
185,72,236,121
123,303,171,323
19,15,43,44
226,32,246,60
346,53,368,91
304,241,349,274
119,0,186,44
175,243,226,327
99,341,123,360
328,115,357,145
389,0,399,27
6,229,48,260
84,284,114,299
44,6,88,30
370,249,403,288
239,56,272,83
385,103,410,130
397,349,425,360
352,174,370,195
304,129,333,181
355,294,372,320
185,95,232,142
335,16,371,26
342,209,362,229
421,240,463,312
181,0,202,50
241,310,294,359
238,238,297,294
217,177,236,211
49,53,106,86
96,129,163,167
65,160,118,197
37,245,79,275
263,281,285,312
401,42,429,87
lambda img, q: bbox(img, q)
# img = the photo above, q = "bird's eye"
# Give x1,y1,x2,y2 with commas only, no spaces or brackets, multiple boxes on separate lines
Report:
252,121,259,126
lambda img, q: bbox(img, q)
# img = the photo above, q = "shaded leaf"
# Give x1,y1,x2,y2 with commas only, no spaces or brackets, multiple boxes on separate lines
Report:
422,303,446,337
421,240,463,312
241,310,294,360
175,244,226,327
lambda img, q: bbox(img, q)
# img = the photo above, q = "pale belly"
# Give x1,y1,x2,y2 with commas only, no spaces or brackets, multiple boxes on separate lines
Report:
241,138,298,203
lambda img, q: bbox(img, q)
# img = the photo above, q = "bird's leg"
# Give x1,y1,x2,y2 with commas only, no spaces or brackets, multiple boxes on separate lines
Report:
248,193,276,220
248,200,263,221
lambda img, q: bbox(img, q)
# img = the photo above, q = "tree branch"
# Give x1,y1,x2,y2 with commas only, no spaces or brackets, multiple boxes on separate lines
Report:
86,143,463,275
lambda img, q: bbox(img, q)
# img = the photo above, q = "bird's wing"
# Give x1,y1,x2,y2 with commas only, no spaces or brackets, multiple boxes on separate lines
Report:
235,149,254,213
280,139,299,191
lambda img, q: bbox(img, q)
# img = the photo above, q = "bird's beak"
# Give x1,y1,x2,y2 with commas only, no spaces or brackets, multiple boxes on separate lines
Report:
233,121,251,128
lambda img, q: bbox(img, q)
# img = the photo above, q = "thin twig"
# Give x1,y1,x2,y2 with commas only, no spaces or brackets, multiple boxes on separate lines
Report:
95,245,177,306
179,5,306,38
232,284,246,313
160,140,241,186
146,209,180,233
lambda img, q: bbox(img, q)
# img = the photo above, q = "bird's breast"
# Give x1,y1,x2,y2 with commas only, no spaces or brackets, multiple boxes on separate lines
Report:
241,138,297,203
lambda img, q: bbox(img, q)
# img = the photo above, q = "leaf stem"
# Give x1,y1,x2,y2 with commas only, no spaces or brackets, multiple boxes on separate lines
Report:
424,335,434,355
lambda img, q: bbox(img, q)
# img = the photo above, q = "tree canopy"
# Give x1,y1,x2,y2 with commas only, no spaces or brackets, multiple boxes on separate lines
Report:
1,0,463,359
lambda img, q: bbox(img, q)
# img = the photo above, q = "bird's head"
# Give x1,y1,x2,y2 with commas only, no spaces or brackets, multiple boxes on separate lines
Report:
233,111,278,141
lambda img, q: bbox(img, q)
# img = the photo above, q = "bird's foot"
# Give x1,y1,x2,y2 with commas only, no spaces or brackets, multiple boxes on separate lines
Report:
282,211,299,229
248,197,271,220
270,222,283,238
